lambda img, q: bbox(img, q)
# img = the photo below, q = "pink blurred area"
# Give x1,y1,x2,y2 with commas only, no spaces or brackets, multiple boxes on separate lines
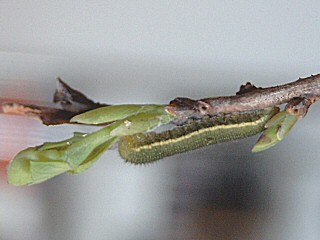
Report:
0,80,54,158
0,115,42,160
0,80,53,182
0,113,43,179
0,160,8,181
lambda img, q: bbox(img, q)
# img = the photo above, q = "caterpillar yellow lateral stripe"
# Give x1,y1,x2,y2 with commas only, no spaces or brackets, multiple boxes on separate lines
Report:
118,107,279,164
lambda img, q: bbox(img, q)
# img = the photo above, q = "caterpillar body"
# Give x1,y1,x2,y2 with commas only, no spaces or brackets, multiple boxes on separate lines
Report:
118,107,278,164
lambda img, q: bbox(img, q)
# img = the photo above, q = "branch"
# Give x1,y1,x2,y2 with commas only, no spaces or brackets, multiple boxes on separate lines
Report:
167,74,320,122
1,78,107,125
2,74,319,186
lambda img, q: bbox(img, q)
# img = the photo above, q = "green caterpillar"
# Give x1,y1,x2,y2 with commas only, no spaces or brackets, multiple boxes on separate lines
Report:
118,107,278,164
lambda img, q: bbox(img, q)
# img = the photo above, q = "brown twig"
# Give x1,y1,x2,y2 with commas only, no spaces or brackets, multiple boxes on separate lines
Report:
1,78,107,125
167,74,320,123
1,74,320,125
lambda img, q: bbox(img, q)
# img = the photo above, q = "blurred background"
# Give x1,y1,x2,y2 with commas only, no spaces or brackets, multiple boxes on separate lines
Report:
1,1,320,239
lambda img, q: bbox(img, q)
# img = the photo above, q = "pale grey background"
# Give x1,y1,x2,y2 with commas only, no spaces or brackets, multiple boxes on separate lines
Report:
1,1,320,239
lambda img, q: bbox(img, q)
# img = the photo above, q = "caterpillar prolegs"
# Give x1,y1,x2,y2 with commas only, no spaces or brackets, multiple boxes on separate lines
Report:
118,107,278,164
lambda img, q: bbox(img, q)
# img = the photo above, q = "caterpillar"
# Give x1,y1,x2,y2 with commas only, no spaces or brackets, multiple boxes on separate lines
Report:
118,107,278,164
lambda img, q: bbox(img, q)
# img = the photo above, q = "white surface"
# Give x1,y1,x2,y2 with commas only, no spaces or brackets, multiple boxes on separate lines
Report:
1,1,320,239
